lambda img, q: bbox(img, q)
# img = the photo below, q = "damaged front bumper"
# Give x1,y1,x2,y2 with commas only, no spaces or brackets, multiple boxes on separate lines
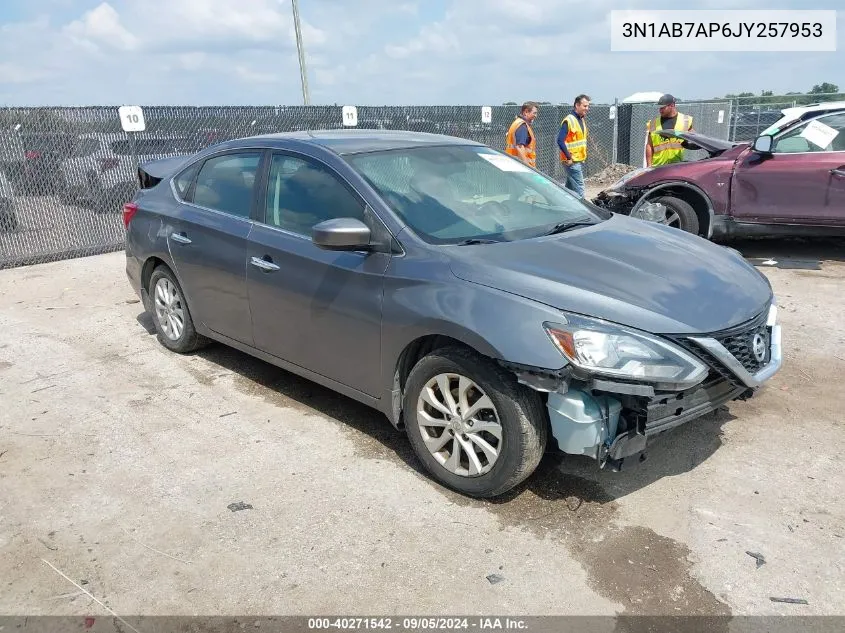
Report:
592,188,639,215
511,305,782,470
593,188,675,225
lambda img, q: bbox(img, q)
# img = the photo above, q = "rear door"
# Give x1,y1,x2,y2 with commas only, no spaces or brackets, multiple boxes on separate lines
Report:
731,112,845,224
167,149,267,346
246,151,390,397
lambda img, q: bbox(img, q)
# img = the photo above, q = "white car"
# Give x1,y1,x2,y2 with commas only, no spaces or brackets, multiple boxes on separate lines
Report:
60,133,191,213
761,101,845,136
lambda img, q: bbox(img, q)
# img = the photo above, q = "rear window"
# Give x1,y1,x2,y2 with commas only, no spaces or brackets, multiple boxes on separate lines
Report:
173,162,200,201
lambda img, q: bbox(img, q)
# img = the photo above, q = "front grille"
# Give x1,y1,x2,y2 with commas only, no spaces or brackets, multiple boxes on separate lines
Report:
671,308,771,382
716,322,771,374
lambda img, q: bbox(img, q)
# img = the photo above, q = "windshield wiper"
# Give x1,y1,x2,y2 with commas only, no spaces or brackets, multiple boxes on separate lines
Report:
455,238,501,245
542,221,596,236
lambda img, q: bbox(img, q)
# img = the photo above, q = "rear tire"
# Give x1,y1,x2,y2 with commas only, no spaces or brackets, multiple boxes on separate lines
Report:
148,266,208,354
403,346,547,498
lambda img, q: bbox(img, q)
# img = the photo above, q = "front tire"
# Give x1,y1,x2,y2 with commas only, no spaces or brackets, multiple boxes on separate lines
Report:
652,195,699,234
403,346,547,498
148,266,208,354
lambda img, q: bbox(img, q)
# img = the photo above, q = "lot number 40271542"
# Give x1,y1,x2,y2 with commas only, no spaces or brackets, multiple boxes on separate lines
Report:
118,105,146,132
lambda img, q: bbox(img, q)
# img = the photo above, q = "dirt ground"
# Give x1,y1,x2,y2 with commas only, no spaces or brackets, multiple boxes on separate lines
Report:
1,242,844,619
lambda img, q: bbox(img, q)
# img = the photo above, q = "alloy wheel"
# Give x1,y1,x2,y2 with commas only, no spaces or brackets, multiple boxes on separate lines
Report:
154,278,185,341
633,202,681,228
416,373,503,477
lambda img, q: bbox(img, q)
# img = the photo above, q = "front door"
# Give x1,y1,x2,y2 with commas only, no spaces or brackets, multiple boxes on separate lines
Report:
246,152,390,397
167,150,265,346
732,111,845,224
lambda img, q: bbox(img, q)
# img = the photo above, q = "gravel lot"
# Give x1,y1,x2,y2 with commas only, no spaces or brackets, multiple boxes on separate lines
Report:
1,240,844,619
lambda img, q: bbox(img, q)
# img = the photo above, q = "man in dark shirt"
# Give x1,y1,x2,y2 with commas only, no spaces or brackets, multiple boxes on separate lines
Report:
556,95,590,197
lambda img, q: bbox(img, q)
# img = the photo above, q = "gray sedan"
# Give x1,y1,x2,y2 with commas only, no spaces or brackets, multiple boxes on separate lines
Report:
124,130,782,498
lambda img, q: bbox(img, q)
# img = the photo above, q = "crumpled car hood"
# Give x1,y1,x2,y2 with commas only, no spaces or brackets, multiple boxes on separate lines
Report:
656,129,742,157
448,214,772,334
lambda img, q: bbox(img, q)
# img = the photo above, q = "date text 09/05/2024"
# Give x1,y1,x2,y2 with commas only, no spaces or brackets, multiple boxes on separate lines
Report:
621,22,824,39
307,618,528,630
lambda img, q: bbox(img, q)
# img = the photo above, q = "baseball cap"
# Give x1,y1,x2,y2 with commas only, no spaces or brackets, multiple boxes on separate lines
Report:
657,94,676,106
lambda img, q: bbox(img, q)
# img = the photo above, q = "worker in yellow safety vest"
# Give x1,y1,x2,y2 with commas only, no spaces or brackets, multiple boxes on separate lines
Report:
556,94,590,197
505,102,538,167
645,94,695,167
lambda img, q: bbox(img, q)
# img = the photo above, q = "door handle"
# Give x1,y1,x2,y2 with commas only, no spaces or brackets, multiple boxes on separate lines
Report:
250,256,280,272
171,232,192,244
830,168,845,177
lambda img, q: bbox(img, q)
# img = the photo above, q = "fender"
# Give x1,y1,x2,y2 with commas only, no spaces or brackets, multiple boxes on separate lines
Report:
630,181,716,238
137,219,195,314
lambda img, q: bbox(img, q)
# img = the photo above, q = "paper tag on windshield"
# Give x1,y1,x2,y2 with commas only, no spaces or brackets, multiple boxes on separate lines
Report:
800,119,839,149
479,153,532,172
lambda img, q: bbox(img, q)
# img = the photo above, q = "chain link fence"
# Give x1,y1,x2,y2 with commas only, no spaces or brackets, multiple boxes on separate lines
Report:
623,100,734,167
0,92,840,268
0,104,623,269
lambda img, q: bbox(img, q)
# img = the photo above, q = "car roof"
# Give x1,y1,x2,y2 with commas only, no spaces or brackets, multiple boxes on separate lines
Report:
238,129,486,155
789,100,845,111
761,101,845,135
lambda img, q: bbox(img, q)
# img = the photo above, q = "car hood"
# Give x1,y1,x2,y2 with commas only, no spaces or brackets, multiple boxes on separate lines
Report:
448,214,772,334
656,130,741,157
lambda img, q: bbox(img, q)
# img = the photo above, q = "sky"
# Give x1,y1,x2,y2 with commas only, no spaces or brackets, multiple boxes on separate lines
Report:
0,0,842,107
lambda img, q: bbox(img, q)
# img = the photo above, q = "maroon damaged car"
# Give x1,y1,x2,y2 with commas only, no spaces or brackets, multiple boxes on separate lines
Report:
593,109,845,239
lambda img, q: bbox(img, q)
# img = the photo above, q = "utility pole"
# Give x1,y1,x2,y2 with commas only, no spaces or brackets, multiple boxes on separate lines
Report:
291,0,311,105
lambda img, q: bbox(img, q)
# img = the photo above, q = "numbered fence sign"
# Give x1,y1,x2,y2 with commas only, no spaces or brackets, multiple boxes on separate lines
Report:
342,105,358,127
481,106,492,124
119,105,146,132
718,110,725,123
609,106,617,120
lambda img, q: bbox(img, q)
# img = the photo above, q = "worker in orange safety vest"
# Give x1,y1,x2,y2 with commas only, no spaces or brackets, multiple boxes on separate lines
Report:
505,102,538,167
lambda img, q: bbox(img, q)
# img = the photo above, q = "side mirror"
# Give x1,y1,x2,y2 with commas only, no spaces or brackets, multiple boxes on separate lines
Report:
312,217,372,251
752,134,773,154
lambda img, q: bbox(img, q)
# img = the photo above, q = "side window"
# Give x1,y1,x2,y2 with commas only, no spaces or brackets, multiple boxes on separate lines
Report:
173,162,200,201
774,113,845,154
192,152,262,218
265,154,365,235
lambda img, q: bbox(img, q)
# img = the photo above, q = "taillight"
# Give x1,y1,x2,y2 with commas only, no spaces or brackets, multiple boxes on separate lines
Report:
99,157,120,172
123,202,138,228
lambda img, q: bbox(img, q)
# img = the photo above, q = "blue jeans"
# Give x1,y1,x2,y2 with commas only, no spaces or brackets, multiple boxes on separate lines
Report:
563,161,585,198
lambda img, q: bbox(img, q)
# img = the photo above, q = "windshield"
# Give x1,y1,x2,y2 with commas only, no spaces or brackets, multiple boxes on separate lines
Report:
345,145,603,244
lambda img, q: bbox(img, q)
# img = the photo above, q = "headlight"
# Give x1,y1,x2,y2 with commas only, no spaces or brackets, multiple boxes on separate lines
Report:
544,314,708,390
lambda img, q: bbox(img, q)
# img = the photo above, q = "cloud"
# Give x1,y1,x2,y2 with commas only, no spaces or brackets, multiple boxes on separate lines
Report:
63,2,139,52
0,0,841,107
0,62,50,84
234,65,280,84
385,25,460,59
